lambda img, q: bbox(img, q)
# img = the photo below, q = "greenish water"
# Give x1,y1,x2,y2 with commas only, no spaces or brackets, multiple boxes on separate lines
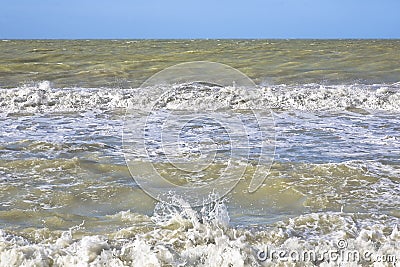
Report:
0,40,399,266
1,39,399,88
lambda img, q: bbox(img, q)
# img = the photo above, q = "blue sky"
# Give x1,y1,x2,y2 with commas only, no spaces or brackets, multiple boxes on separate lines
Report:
1,0,399,39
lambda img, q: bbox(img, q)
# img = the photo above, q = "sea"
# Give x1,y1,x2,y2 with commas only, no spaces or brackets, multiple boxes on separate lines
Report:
0,40,399,266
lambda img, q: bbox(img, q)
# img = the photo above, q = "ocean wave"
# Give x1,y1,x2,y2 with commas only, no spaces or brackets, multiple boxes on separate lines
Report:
0,197,398,266
1,81,400,113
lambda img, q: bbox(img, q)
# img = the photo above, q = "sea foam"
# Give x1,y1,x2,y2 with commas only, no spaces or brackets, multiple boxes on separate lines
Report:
1,82,399,113
0,197,398,266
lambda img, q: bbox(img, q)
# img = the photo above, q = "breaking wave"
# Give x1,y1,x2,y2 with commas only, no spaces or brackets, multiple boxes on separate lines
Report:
0,197,398,266
1,81,400,113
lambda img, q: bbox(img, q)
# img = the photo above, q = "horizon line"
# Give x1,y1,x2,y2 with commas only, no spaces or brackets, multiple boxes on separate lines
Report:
2,37,400,41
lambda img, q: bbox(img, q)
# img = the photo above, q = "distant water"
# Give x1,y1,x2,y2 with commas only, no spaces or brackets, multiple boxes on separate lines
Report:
0,40,399,266
1,39,400,88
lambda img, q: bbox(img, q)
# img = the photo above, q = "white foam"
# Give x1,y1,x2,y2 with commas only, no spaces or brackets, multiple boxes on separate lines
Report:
0,198,398,266
1,82,400,113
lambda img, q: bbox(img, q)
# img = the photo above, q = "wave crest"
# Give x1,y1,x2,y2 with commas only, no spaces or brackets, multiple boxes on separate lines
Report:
1,82,400,113
0,196,398,266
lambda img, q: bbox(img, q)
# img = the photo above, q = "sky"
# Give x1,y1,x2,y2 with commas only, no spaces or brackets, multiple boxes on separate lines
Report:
0,0,399,39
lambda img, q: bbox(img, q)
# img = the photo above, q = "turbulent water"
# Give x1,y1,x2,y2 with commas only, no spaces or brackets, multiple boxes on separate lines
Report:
0,40,399,266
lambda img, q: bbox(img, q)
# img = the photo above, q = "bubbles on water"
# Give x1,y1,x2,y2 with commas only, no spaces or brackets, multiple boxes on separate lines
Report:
123,61,276,206
0,195,398,266
0,82,400,113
